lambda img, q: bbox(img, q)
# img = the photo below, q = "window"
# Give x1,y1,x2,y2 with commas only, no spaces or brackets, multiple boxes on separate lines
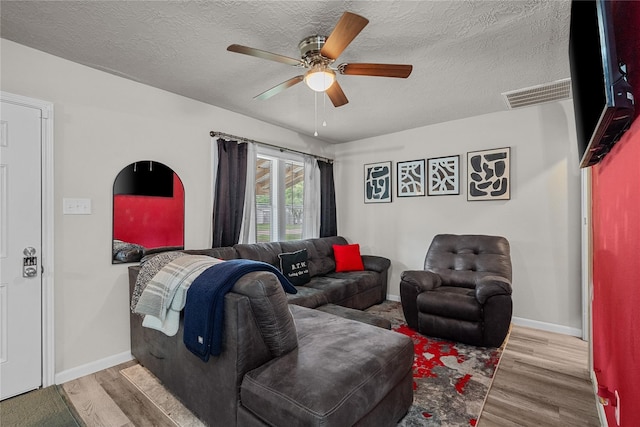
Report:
255,150,305,242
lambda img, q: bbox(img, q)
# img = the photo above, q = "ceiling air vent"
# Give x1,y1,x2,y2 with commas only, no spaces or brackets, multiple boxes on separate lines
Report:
502,78,571,109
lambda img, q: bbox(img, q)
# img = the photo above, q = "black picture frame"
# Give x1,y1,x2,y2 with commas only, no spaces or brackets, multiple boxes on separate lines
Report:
397,159,426,197
364,161,392,203
467,147,511,201
427,155,460,196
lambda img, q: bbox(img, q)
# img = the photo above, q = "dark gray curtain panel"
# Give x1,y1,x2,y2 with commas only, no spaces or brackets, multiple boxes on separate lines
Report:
318,160,337,237
212,139,247,248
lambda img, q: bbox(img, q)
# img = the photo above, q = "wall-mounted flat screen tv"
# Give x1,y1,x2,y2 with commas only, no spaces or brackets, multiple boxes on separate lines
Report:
569,0,634,168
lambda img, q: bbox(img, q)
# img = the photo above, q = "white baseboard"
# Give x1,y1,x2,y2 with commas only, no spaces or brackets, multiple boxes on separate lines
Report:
512,316,582,337
386,294,401,302
55,351,134,384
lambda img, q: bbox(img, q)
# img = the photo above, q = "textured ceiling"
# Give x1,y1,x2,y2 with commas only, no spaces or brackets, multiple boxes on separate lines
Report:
0,1,571,143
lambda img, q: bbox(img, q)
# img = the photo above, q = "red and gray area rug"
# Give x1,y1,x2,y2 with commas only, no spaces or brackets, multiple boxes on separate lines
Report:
366,301,505,427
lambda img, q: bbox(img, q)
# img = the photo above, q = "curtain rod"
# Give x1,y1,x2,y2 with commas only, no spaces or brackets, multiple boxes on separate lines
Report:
210,131,333,163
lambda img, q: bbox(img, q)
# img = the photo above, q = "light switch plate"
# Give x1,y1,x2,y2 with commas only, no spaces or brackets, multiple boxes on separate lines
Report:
63,198,92,215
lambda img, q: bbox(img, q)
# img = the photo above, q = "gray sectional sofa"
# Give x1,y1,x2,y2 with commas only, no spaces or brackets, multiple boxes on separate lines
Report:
128,236,414,426
181,235,391,310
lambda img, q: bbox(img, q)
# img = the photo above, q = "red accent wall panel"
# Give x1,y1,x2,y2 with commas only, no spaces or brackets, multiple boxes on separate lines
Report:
114,174,185,248
592,3,640,425
592,120,640,426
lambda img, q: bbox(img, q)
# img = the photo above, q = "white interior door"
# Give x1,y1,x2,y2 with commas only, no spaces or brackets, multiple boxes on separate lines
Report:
0,100,43,400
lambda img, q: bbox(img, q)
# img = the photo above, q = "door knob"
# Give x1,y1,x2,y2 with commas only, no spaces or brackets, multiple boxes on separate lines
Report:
24,267,37,277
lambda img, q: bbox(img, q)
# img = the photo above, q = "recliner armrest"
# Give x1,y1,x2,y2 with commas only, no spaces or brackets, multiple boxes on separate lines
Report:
475,275,512,304
400,270,442,292
361,255,391,273
400,270,441,330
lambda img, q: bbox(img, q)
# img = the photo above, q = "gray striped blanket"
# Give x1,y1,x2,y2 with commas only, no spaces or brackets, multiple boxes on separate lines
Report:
132,253,225,336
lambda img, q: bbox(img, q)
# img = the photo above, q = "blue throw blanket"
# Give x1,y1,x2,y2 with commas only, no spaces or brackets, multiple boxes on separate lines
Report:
183,259,297,361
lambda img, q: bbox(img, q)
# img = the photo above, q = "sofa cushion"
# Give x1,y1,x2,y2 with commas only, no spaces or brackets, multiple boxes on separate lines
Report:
286,286,328,308
281,236,347,277
234,241,283,267
315,303,391,329
303,272,378,306
278,249,310,286
182,246,238,260
333,243,365,272
241,306,414,427
416,286,482,322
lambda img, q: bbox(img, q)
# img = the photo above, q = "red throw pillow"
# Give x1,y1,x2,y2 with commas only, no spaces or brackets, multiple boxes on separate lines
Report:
333,244,365,272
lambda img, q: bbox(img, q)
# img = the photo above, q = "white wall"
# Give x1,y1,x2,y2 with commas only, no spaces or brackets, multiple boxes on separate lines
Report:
333,100,583,332
1,39,334,379
0,37,582,379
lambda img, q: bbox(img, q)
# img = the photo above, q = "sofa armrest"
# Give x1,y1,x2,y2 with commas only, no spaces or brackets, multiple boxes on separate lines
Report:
232,271,298,357
475,275,512,304
400,270,442,292
361,255,391,273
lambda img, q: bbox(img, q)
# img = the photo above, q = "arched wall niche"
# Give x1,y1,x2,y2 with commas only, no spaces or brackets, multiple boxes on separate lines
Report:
112,160,185,263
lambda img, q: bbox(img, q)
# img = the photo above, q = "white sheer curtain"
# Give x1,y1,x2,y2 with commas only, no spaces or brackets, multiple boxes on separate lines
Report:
239,141,257,243
302,155,321,239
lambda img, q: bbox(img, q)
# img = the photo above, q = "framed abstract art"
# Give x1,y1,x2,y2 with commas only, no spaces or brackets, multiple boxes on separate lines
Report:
427,155,460,196
364,161,392,203
397,159,425,197
467,147,510,201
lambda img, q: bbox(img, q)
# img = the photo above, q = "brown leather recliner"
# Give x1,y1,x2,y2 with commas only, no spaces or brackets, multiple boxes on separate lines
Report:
400,234,513,347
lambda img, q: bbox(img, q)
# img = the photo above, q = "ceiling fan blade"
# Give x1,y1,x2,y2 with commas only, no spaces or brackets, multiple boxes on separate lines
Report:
320,12,369,60
325,81,349,107
338,63,413,78
254,75,304,100
227,44,304,67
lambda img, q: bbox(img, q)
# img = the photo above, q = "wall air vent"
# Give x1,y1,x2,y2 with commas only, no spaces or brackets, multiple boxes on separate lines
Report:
502,78,572,109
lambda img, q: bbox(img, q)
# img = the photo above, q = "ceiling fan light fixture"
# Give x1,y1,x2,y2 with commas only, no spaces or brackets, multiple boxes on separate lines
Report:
304,66,335,92
228,12,411,109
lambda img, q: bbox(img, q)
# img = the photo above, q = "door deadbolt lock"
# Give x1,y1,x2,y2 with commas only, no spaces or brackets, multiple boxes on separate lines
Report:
23,247,38,278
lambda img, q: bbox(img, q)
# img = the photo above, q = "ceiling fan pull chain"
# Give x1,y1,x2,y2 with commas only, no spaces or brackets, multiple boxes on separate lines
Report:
314,91,319,136
323,93,327,127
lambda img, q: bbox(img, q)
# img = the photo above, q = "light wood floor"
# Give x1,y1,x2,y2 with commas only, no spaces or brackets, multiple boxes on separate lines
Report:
479,325,601,427
60,325,602,427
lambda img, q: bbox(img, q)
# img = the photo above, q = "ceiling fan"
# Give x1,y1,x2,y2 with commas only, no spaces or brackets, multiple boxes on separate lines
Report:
227,11,413,107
